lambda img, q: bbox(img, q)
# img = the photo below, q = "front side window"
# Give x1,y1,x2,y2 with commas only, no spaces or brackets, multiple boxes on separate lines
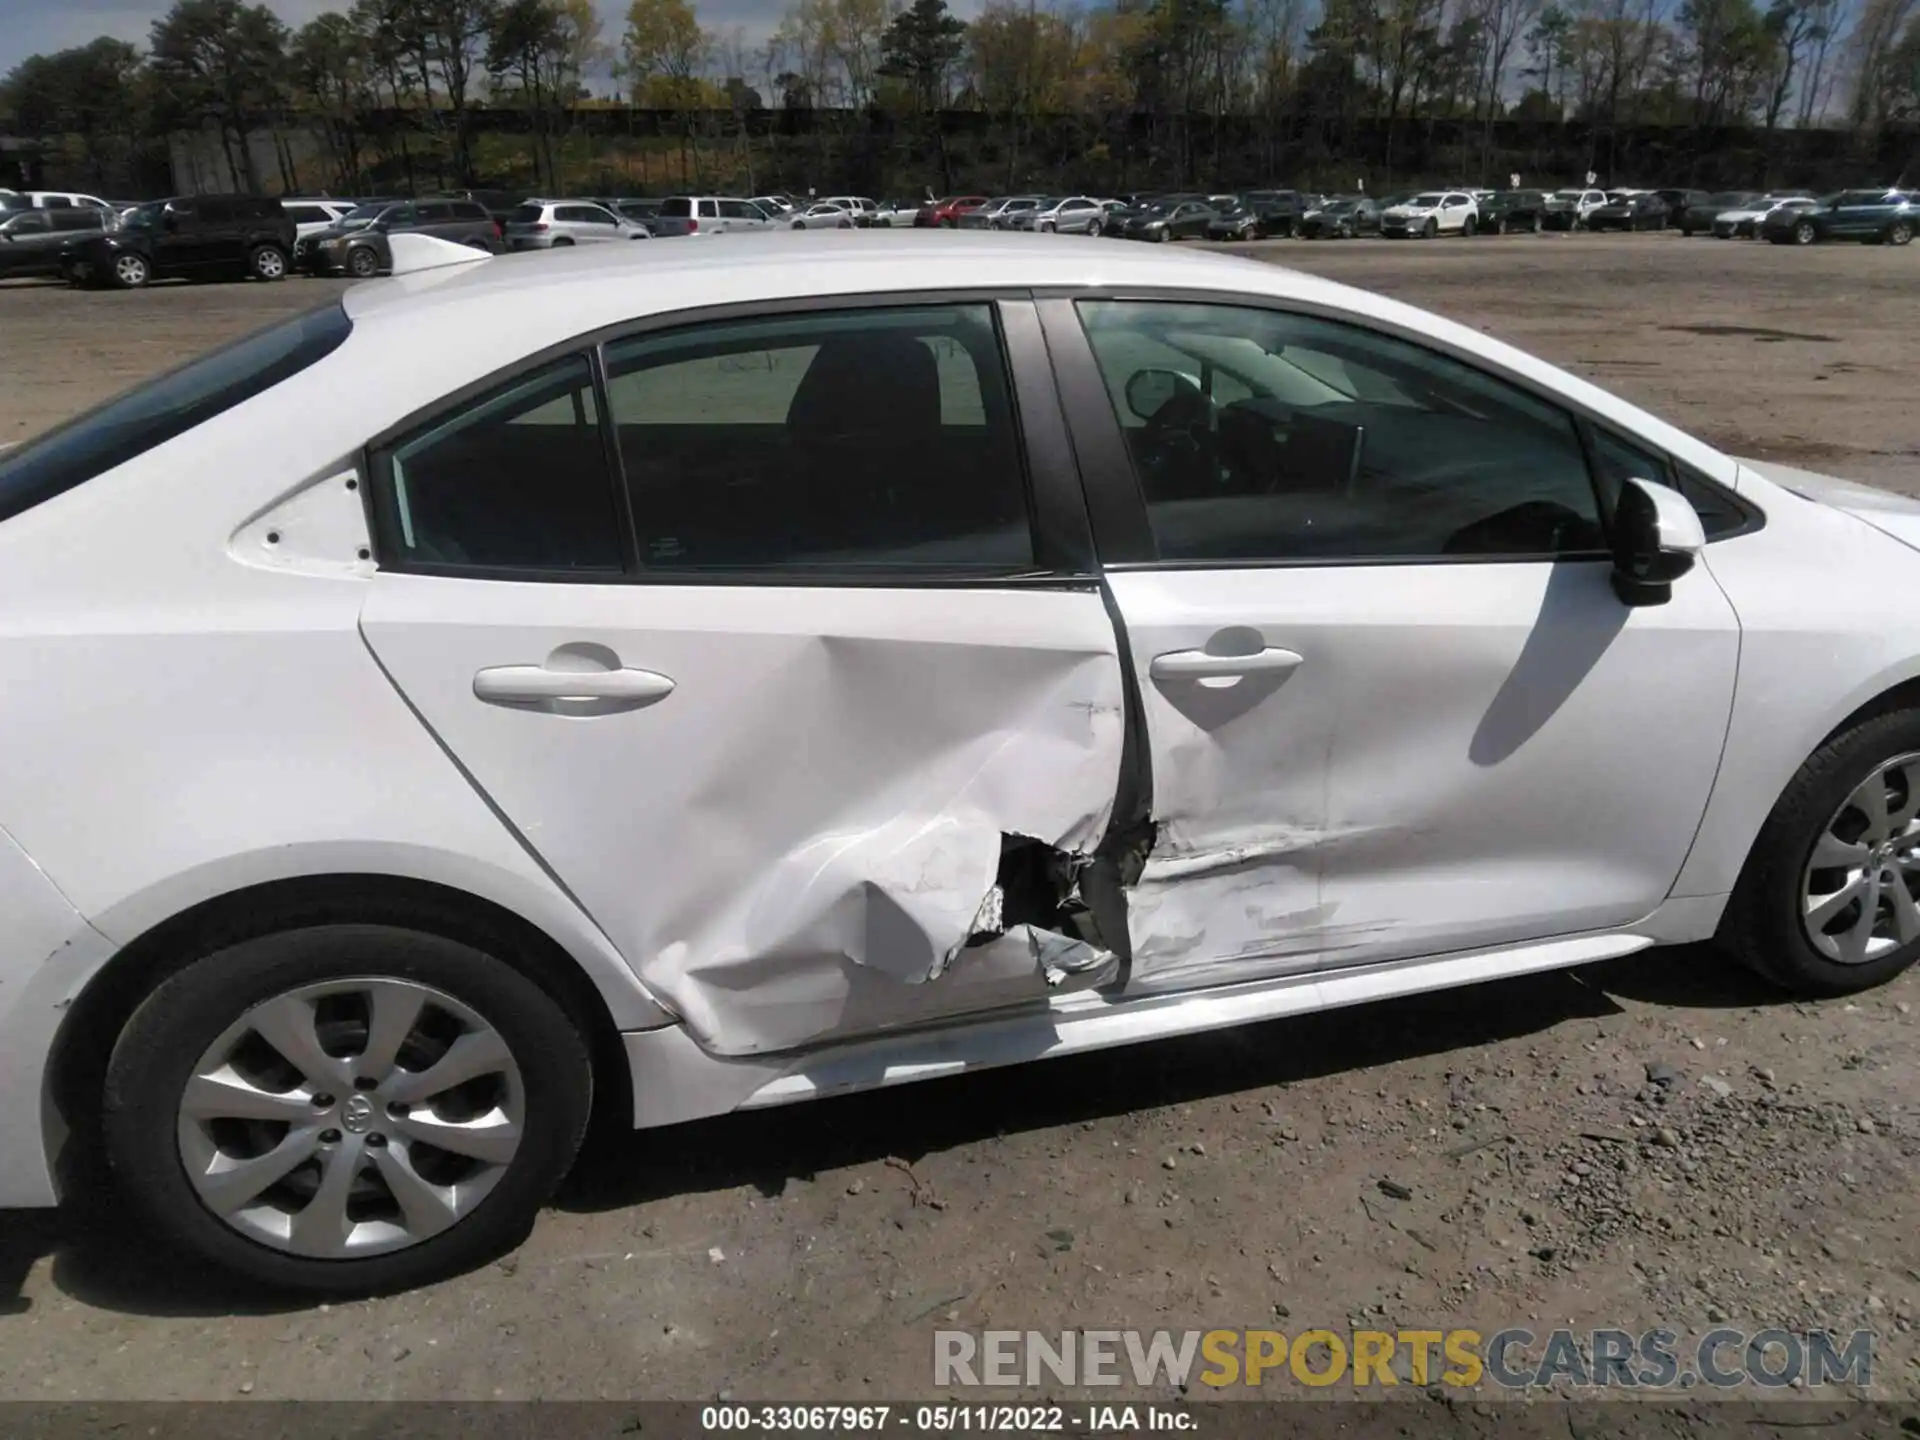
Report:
1076,300,1606,563
383,355,621,573
603,304,1031,573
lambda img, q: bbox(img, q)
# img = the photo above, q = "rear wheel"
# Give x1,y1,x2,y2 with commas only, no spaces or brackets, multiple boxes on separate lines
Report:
103,924,593,1293
346,246,380,278
1423,218,1438,239
1794,220,1818,246
249,244,288,281
1721,710,1920,996
1890,220,1914,247
110,252,151,289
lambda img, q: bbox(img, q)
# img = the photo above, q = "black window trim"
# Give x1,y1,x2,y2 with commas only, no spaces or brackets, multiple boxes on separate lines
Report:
361,289,1100,589
1033,286,1764,572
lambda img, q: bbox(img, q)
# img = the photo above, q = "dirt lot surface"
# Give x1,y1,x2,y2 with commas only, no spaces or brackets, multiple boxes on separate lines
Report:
1,233,1917,1407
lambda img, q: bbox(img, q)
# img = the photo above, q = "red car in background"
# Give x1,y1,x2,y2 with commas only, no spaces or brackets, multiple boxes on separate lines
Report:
916,195,990,227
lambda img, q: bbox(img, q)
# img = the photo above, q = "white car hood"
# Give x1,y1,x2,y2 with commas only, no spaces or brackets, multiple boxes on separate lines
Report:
1741,458,1920,552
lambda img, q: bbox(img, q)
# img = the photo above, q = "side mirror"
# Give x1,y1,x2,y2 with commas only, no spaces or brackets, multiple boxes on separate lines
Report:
1125,369,1185,422
1610,476,1705,607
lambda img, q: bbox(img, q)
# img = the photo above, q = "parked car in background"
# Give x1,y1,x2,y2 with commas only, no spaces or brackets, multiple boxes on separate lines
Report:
750,194,797,216
301,198,500,276
816,196,876,226
962,196,1046,230
14,190,119,222
1655,188,1710,223
1676,191,1757,236
281,199,357,242
0,205,103,278
1763,189,1916,246
1587,192,1671,231
602,198,664,225
870,199,919,227
1381,191,1479,238
64,195,294,289
1542,188,1610,229
1473,189,1549,234
1295,196,1381,238
1120,197,1217,241
915,195,989,227
1713,194,1815,238
648,196,776,237
1019,196,1108,234
502,200,651,249
787,201,857,230
1205,191,1308,241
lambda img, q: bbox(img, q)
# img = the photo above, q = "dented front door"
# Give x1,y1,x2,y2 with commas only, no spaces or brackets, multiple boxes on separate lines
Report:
361,299,1128,1056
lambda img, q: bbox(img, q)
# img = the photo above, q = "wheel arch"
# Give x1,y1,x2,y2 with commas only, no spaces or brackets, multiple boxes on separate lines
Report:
46,871,644,1198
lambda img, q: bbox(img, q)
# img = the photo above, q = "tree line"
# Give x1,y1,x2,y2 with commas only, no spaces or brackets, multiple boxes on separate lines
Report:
1,0,1915,198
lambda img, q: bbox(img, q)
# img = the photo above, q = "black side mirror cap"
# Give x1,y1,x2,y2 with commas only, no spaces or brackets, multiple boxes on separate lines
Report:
1610,476,1707,607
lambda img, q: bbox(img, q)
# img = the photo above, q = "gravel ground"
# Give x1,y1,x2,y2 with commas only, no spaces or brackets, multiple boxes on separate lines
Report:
0,232,1916,1405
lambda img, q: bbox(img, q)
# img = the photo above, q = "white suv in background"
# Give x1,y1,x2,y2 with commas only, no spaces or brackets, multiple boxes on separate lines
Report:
1380,191,1480,238
648,196,777,237
501,199,651,249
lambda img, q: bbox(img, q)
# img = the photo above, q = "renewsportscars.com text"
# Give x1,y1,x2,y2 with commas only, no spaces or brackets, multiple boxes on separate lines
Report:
933,1328,1874,1390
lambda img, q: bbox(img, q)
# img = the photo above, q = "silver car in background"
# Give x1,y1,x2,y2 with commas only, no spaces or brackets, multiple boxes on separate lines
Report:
788,201,858,230
501,200,651,249
649,196,778,237
1022,196,1109,234
959,196,1044,230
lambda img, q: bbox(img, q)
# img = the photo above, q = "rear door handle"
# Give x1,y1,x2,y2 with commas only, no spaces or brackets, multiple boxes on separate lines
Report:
1149,647,1304,680
473,664,675,709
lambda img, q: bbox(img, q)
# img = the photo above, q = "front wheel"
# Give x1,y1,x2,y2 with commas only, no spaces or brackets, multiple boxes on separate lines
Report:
103,924,593,1293
1460,215,1476,237
1087,219,1103,237
110,252,151,288
346,246,380,278
1794,220,1818,246
1889,221,1914,247
1424,219,1438,239
249,244,288,281
1721,710,1920,996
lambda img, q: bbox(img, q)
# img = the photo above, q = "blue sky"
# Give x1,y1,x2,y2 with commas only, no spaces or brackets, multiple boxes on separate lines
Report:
0,0,800,85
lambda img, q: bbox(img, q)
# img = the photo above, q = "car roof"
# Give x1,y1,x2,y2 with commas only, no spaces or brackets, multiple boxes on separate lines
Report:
344,231,1332,337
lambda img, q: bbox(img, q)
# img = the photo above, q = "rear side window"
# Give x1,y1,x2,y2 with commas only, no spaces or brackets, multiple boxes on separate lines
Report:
453,202,489,219
507,204,543,224
602,304,1031,572
418,202,454,221
0,303,353,524
659,198,692,217
285,205,327,224
382,356,622,572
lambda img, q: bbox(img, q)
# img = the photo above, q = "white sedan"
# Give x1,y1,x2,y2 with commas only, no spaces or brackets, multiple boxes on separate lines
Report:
787,201,857,230
4,232,1918,1293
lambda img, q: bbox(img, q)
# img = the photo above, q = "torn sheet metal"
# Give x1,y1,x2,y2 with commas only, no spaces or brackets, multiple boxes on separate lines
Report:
360,584,1127,1057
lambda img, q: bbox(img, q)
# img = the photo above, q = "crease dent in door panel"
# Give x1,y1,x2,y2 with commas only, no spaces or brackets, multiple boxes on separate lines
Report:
642,628,1128,1056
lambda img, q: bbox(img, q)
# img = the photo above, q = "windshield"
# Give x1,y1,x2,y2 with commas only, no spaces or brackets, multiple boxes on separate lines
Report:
0,302,353,525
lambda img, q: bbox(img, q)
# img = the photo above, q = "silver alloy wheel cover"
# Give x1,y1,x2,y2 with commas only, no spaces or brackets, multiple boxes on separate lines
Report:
115,254,146,285
177,977,525,1258
1801,751,1920,963
256,248,285,276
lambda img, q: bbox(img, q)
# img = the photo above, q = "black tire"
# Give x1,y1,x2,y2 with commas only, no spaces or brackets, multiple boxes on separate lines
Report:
103,924,593,1294
345,246,379,279
1720,708,1920,996
1460,215,1476,237
552,237,574,246
1681,222,1694,237
1794,220,1817,246
249,244,288,281
1889,221,1914,247
1423,218,1438,239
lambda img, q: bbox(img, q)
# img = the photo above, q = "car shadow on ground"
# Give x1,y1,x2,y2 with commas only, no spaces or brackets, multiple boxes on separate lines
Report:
0,941,1780,1320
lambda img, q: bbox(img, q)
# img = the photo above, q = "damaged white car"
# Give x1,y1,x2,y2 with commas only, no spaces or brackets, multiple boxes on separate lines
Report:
5,231,1920,1292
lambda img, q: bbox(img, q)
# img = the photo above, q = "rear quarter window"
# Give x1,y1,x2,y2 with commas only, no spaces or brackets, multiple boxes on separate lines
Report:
659,198,693,217
0,303,352,524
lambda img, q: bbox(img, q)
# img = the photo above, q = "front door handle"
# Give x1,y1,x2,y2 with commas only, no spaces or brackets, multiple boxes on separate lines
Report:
1149,647,1304,680
473,664,675,710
